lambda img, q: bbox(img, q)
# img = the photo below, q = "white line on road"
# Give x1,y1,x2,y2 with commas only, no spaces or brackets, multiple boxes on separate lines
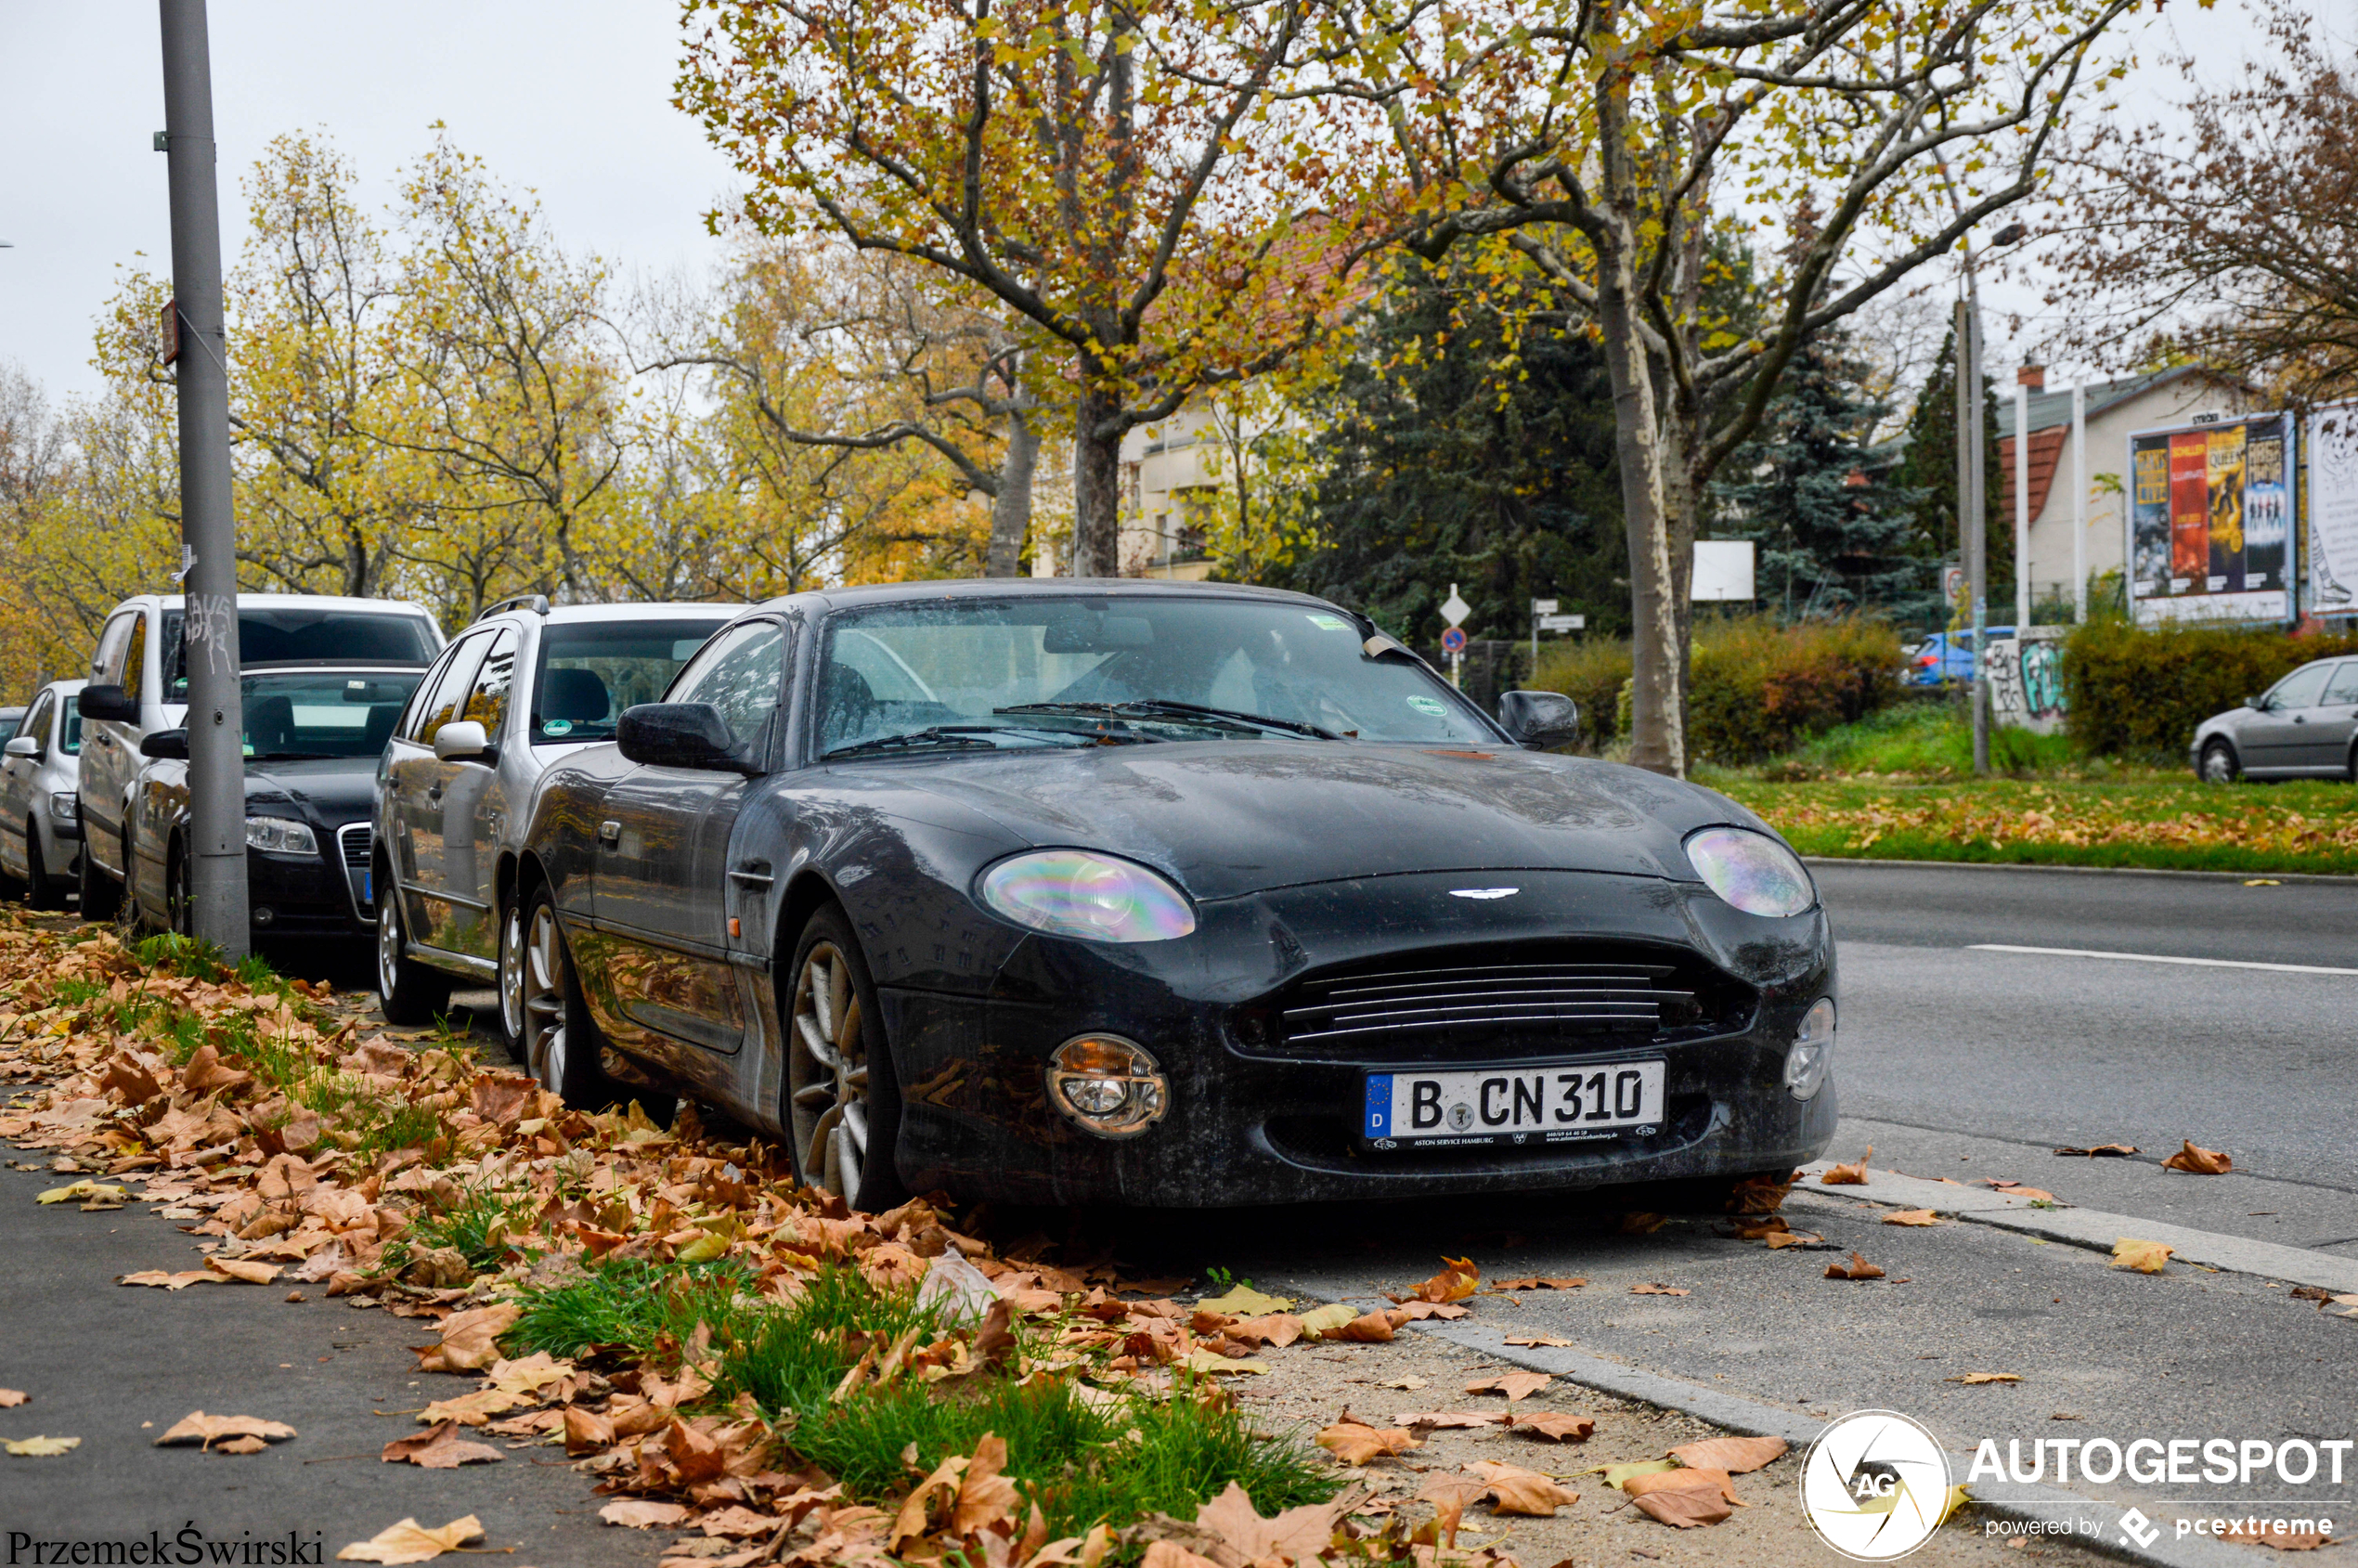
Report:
1968,943,2358,977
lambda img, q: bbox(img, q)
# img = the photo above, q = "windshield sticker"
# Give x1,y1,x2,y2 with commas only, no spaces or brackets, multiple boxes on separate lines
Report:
1306,613,1353,631
541,719,574,736
1406,695,1449,719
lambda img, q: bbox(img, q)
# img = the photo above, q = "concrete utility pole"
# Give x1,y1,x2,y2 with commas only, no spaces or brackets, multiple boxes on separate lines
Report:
1956,294,1989,777
2071,382,2088,624
2015,377,2032,629
160,0,249,956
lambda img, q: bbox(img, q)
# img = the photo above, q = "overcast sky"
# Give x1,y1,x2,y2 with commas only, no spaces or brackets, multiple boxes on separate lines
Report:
0,0,2319,409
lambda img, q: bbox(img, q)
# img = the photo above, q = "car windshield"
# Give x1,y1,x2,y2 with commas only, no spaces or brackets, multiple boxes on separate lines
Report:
533,618,731,745
0,711,19,745
816,596,1496,757
238,670,425,760
59,697,81,755
162,608,440,697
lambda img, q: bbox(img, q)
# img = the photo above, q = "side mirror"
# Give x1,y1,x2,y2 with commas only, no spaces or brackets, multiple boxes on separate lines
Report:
80,683,137,723
2245,694,2267,712
4,735,40,761
616,703,749,772
432,720,492,763
1497,690,1582,751
140,728,189,760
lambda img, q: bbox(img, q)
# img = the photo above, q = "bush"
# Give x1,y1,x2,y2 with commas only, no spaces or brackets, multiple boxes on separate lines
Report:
1535,614,1904,764
2061,620,2358,759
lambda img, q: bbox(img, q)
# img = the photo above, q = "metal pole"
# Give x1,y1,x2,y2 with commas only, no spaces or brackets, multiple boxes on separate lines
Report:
160,0,249,957
1958,292,1989,776
2015,379,2032,629
2072,383,2088,623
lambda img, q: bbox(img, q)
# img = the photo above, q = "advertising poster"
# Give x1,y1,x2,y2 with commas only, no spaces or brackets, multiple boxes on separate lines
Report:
2307,401,2358,614
2128,412,2292,623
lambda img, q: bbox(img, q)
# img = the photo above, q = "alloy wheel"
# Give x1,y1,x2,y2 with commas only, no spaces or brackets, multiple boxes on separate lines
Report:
522,902,570,1095
498,901,526,1045
787,941,869,1199
165,844,190,937
375,888,404,1000
2201,744,2236,784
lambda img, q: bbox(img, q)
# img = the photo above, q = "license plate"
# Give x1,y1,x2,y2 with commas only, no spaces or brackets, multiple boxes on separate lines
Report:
1362,1059,1665,1148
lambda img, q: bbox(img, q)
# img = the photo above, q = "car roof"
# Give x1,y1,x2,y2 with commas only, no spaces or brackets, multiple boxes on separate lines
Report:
111,592,439,618
240,663,433,678
44,679,87,696
760,577,1347,617
474,602,744,628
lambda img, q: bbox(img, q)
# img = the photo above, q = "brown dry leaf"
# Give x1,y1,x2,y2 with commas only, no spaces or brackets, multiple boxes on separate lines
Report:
4,1436,79,1457
1980,1180,2057,1202
1667,1435,1787,1474
1328,1311,1396,1343
953,1432,1023,1536
2054,1143,2139,1158
333,1515,485,1563
155,1412,296,1450
0,1391,22,1408
1138,1542,1224,1568
2222,1522,2338,1550
1947,1373,2022,1385
599,1499,690,1529
483,1352,572,1398
117,1270,216,1289
893,1450,973,1547
381,1419,501,1469
203,1257,279,1285
1628,1478,1735,1530
1825,1252,1885,1281
1463,1458,1580,1516
695,1506,784,1540
417,1388,521,1426
1509,1412,1595,1443
2162,1140,2233,1175
1387,1300,1470,1322
1315,1421,1421,1465
1503,1333,1576,1347
1630,1283,1689,1296
1882,1210,1940,1226
562,1406,614,1456
1617,1212,1667,1235
1416,1475,1487,1548
1764,1231,1825,1250
1726,1169,1801,1214
1626,1468,1742,1507
411,1302,520,1373
1406,1256,1482,1304
1395,1411,1511,1431
1492,1277,1585,1291
1193,1480,1354,1562
1820,1147,1873,1185
212,1436,269,1455
1464,1371,1551,1402
2111,1238,2175,1275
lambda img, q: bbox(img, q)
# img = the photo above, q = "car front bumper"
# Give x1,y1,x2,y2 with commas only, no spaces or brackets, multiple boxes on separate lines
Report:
244,830,369,939
886,869,1838,1207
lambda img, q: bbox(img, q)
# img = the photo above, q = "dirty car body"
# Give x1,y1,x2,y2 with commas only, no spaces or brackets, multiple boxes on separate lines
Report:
518,580,1838,1208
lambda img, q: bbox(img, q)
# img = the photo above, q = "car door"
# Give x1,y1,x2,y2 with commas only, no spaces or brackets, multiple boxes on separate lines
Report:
2299,659,2358,772
587,617,789,1061
0,689,53,879
444,626,521,960
2240,661,2333,774
81,610,142,871
384,634,490,950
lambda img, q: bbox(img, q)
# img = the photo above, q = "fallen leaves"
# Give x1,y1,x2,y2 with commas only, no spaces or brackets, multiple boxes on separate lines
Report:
1508,1411,1595,1443
1979,1180,2056,1202
1882,1209,1940,1226
1194,1284,1293,1316
411,1302,522,1373
1666,1435,1786,1473
2162,1140,2234,1174
2054,1143,2139,1158
117,1270,217,1289
204,1256,280,1285
1629,1283,1689,1296
600,1499,691,1529
1461,1458,1580,1516
154,1412,296,1452
2112,1238,2176,1274
1463,1371,1550,1402
1491,1276,1584,1291
1502,1333,1575,1347
1947,1373,2022,1385
334,1516,485,1563
1315,1420,1420,1465
0,1391,23,1407
381,1419,502,1469
1394,1411,1509,1431
1191,1481,1356,1562
1626,1468,1737,1529
3,1436,79,1457
35,1178,126,1208
1820,1147,1873,1185
1824,1251,1886,1281
1400,1257,1482,1304
1726,1169,1801,1214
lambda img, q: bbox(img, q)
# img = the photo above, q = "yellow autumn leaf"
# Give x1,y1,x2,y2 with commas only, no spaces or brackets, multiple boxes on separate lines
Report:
2111,1238,2174,1274
4,1435,79,1457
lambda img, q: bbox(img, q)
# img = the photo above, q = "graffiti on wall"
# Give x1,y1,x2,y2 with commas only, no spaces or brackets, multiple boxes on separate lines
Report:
1986,627,2068,735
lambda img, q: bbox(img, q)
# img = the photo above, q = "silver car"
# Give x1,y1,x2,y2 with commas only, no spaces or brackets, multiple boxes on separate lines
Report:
2191,655,2358,782
372,597,737,1049
0,680,86,908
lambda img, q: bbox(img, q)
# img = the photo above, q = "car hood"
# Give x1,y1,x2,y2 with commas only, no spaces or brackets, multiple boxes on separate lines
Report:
886,741,1755,901
242,757,379,823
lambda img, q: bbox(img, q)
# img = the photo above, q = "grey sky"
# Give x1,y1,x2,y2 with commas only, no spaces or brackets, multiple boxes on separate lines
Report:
0,0,2313,411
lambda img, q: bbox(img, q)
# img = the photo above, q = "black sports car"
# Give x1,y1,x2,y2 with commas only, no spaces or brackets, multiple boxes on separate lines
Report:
127,667,427,940
515,581,1837,1210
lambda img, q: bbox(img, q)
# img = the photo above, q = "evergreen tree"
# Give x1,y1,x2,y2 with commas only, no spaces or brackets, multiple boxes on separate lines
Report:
1266,260,1627,646
1892,324,2009,630
1713,330,1932,622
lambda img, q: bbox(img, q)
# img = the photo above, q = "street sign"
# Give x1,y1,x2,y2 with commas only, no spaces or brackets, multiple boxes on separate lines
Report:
1441,584,1471,627
1440,626,1468,654
1538,614,1584,632
1532,598,1559,616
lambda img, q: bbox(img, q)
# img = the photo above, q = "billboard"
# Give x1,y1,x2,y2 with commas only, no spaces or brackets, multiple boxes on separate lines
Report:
2308,402,2358,616
2128,412,2293,624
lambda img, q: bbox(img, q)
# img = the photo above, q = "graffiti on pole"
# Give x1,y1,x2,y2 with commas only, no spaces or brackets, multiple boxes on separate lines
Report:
1986,627,2068,735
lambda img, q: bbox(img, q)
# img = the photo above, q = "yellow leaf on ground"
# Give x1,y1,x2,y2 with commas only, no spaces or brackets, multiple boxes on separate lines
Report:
204,1257,279,1285
1602,1458,1680,1489
1176,1350,1268,1376
335,1516,486,1563
1315,1421,1420,1465
36,1180,125,1205
2112,1238,2174,1274
4,1436,79,1457
1667,1435,1787,1473
1820,1147,1873,1185
1195,1284,1294,1316
1406,1257,1481,1303
1328,1311,1396,1343
155,1412,297,1450
1296,1302,1359,1339
1464,1371,1551,1402
1631,1283,1689,1296
1463,1458,1580,1516
418,1388,521,1426
2162,1140,2233,1175
1509,1412,1595,1443
118,1270,215,1289
1883,1209,1940,1226
483,1352,572,1397
1947,1373,2022,1385
0,1391,23,1407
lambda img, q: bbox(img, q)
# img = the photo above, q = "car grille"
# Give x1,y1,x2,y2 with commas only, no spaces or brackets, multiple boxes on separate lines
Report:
1282,961,1682,1044
337,823,375,925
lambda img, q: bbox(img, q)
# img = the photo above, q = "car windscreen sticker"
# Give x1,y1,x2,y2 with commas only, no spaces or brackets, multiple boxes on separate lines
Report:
1406,695,1448,718
1306,613,1353,631
541,719,574,736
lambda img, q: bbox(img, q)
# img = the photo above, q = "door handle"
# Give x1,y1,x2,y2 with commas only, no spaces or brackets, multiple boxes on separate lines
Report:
729,860,774,888
598,820,621,847
2294,716,2307,724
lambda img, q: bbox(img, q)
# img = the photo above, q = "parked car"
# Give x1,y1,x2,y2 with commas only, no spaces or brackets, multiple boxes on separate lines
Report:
123,667,429,940
0,680,86,908
74,594,443,921
0,708,24,747
372,598,739,1045
1904,626,2015,685
2190,655,2358,783
511,580,1837,1212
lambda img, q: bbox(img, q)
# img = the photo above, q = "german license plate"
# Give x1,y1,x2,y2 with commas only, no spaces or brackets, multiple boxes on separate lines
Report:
1362,1060,1665,1148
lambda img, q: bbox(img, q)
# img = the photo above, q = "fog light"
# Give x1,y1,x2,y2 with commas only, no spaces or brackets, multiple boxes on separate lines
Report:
1784,997,1834,1100
252,905,275,927
1044,1034,1168,1139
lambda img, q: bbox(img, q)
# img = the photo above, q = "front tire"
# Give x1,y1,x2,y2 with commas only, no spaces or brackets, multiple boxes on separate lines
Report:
784,904,905,1212
517,886,620,1109
375,878,451,1024
495,897,530,1063
2199,740,2240,784
76,810,122,921
164,837,193,938
24,827,63,912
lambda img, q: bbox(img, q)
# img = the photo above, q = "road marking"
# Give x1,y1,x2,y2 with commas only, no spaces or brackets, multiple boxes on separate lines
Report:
1968,942,2358,977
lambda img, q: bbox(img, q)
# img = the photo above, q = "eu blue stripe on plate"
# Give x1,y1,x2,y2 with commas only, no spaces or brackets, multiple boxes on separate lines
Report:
1364,1074,1391,1135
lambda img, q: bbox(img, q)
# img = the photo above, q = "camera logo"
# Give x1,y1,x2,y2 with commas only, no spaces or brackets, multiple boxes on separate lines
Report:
1801,1410,1955,1561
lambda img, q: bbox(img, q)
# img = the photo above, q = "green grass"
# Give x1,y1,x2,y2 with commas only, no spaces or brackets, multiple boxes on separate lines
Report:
512,1259,1334,1537
387,1182,539,1272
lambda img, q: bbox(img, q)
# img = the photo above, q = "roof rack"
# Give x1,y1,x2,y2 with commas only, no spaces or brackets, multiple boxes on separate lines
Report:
476,593,551,622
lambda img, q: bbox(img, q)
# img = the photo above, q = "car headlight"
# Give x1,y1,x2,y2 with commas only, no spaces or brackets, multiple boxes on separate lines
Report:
1044,1034,1169,1137
978,849,1196,943
245,816,317,855
1684,826,1815,917
1785,996,1835,1100
48,793,77,823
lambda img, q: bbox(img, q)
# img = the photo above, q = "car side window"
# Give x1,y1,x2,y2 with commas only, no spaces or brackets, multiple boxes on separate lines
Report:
461,627,522,737
18,693,51,752
2267,663,2332,710
414,635,490,747
92,613,136,685
122,614,149,702
2324,662,2358,706
673,620,787,751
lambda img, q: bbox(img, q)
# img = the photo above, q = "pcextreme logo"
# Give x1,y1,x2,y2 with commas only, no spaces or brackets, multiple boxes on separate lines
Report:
1800,1410,1957,1562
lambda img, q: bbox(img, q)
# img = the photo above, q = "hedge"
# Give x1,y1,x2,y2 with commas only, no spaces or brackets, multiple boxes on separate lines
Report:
2061,619,2358,758
1534,614,1905,765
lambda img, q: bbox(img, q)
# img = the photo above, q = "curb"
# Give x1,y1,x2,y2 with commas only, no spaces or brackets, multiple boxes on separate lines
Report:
1802,856,2358,887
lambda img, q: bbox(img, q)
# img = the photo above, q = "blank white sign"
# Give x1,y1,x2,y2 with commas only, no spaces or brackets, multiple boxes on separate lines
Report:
1693,540,1756,602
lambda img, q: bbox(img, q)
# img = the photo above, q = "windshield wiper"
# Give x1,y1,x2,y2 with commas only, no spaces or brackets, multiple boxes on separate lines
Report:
1003,699,1338,741
823,724,1124,761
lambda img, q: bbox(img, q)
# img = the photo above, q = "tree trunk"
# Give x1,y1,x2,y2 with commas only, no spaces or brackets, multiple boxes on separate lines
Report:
1660,395,1701,722
985,408,1039,577
1593,237,1687,778
1070,383,1123,577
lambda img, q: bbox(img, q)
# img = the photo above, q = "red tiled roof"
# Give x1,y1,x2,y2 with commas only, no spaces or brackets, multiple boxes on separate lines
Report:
1998,426,2068,529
